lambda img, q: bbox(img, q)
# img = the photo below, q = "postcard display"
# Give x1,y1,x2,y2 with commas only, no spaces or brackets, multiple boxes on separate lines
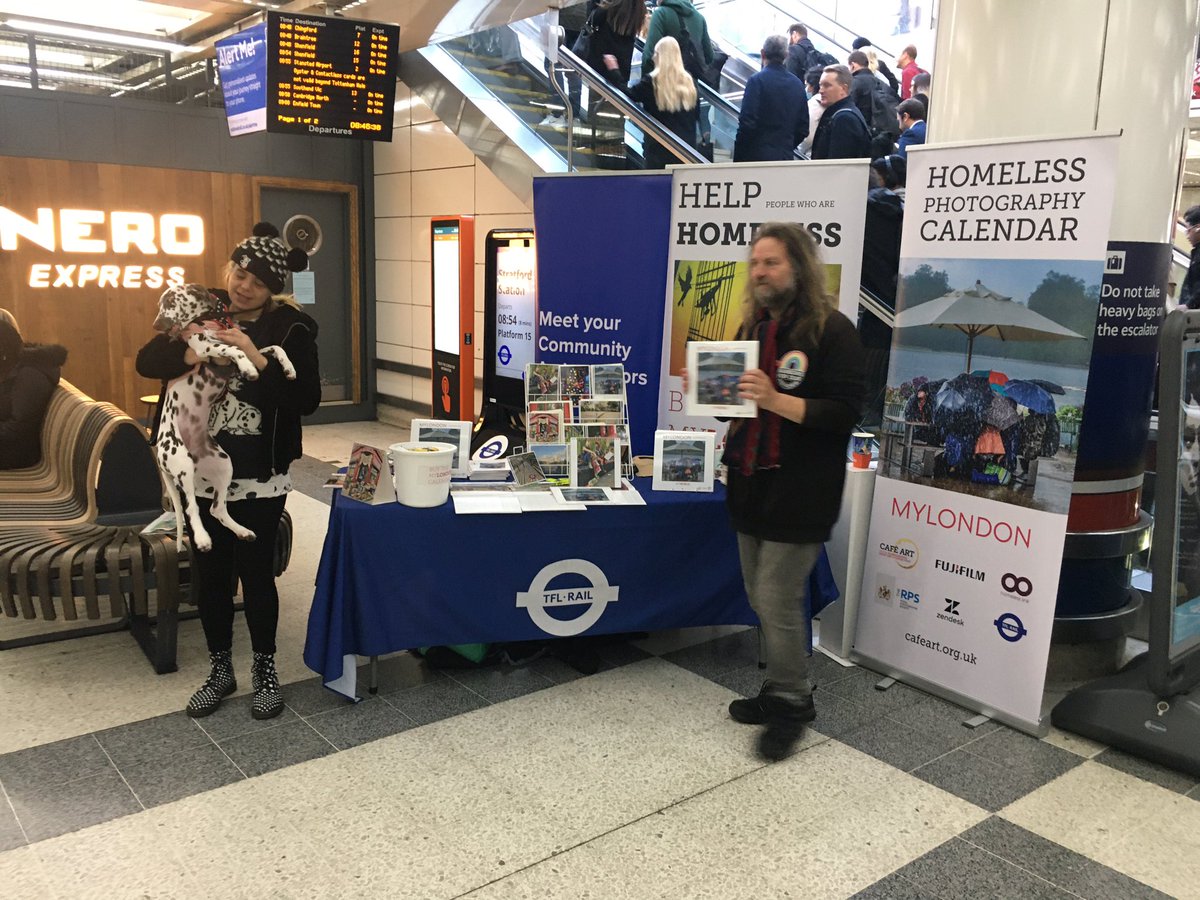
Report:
524,362,634,487
854,135,1120,733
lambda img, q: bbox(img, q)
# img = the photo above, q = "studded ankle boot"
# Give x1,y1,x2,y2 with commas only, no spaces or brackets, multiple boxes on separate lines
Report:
186,650,236,718
251,652,284,720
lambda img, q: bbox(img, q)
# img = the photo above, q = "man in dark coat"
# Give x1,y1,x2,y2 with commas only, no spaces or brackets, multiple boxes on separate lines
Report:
733,35,808,162
785,23,818,78
847,50,878,123
810,65,871,160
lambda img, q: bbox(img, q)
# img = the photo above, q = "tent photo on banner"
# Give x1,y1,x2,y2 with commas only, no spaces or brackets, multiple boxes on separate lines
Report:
883,256,1101,516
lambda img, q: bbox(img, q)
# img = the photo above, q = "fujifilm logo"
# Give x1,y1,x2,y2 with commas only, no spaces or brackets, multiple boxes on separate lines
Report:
935,559,985,582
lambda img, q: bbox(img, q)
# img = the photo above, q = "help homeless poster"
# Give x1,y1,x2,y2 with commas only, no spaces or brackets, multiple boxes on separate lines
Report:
656,160,868,439
855,134,1120,731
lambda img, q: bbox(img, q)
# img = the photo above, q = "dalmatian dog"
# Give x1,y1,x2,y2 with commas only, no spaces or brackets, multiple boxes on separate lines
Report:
152,283,296,552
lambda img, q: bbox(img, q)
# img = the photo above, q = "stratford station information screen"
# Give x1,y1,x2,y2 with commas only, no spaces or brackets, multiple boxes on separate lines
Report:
266,11,399,141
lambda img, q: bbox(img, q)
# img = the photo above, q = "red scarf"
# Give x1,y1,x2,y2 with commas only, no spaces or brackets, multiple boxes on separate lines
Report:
725,311,786,475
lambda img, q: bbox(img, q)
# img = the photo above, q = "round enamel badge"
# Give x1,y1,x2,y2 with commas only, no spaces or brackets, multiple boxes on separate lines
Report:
776,351,808,390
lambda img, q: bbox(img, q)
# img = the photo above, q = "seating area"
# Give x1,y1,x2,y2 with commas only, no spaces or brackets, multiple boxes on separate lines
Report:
0,380,292,673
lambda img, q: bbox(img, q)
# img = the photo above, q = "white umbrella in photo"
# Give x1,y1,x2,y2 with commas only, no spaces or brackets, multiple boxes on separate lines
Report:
894,279,1086,371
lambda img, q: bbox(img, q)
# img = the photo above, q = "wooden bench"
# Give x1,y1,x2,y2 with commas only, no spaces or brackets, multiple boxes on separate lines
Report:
0,380,292,673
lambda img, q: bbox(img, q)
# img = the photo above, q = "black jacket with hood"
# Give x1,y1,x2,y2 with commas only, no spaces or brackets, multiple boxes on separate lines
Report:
0,342,67,469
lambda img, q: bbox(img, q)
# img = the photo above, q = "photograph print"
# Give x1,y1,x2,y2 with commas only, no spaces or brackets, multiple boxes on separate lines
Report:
570,435,619,488
560,364,592,398
526,363,560,401
652,431,715,492
527,409,564,444
411,419,471,475
591,363,626,397
879,257,1103,515
579,397,625,425
686,340,759,418
552,486,614,504
531,442,570,478
508,450,547,487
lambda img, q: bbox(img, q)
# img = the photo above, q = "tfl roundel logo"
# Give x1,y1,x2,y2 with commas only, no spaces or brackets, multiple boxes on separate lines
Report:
516,559,619,637
994,612,1027,643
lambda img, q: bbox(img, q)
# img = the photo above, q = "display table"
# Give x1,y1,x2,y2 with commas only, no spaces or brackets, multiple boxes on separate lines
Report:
305,485,762,699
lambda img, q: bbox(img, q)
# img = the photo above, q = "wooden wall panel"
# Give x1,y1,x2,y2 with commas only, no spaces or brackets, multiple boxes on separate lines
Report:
0,156,349,418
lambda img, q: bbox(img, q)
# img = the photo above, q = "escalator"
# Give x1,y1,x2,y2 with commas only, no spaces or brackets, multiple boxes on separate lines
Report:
400,13,743,205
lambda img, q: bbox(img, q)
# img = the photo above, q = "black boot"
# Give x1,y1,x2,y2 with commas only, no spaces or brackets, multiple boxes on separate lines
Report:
186,650,236,718
728,680,776,724
756,693,816,762
729,681,818,726
251,652,284,720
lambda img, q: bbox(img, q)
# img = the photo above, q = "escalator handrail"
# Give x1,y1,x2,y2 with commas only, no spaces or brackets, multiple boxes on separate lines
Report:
859,284,895,328
505,16,708,166
555,43,710,165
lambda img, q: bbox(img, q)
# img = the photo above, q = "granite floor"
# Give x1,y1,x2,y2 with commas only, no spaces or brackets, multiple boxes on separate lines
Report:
0,421,1197,899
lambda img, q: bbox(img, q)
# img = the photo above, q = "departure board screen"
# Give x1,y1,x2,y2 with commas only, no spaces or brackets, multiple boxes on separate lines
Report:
266,11,399,141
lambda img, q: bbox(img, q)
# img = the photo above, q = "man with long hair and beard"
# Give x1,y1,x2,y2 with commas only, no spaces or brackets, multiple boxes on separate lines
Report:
722,222,865,761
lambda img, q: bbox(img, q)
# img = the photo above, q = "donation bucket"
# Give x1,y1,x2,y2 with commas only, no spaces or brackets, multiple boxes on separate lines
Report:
387,442,455,507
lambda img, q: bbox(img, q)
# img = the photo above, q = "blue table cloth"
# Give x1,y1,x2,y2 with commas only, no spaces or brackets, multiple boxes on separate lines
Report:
304,484,837,698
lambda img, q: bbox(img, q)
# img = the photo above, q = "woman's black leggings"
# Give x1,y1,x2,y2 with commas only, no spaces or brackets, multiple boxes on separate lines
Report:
192,496,287,655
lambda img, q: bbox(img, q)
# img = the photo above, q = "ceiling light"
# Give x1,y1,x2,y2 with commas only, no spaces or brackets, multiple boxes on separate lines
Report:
0,44,88,66
0,61,116,83
0,18,186,53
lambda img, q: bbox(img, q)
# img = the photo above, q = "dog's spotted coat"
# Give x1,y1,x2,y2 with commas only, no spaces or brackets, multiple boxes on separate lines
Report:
152,283,295,551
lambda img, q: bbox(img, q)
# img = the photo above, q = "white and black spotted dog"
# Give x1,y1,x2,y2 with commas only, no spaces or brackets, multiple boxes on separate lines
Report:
152,283,296,552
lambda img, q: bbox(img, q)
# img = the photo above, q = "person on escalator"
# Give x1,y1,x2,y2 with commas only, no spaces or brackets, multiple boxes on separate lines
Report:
1179,206,1200,309
604,36,698,169
578,0,646,87
644,0,713,145
732,34,808,162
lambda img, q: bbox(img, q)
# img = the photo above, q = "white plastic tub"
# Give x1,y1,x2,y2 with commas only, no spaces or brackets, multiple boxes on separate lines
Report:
387,441,455,508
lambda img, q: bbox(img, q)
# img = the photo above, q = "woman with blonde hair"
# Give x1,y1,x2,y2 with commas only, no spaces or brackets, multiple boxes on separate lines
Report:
604,35,698,169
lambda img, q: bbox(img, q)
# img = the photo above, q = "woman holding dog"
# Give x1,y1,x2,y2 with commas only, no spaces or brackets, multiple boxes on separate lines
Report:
136,222,321,720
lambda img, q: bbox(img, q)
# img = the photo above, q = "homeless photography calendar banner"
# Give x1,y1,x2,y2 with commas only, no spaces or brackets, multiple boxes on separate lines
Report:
655,160,868,442
855,134,1120,731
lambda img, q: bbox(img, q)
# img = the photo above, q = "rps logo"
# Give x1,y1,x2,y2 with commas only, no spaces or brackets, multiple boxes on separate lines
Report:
897,588,921,610
878,538,919,569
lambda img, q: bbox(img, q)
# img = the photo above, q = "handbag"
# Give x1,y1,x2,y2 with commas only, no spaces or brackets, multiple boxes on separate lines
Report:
571,9,600,63
702,48,729,89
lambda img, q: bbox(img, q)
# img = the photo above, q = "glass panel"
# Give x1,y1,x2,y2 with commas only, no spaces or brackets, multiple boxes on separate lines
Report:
437,22,718,171
1174,341,1200,653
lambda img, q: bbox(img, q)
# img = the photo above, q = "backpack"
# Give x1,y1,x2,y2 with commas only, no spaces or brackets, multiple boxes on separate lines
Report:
670,9,708,81
869,78,900,138
812,48,838,68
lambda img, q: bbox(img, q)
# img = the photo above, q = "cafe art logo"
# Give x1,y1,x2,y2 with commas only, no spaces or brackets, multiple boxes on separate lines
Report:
878,538,919,569
516,559,619,637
